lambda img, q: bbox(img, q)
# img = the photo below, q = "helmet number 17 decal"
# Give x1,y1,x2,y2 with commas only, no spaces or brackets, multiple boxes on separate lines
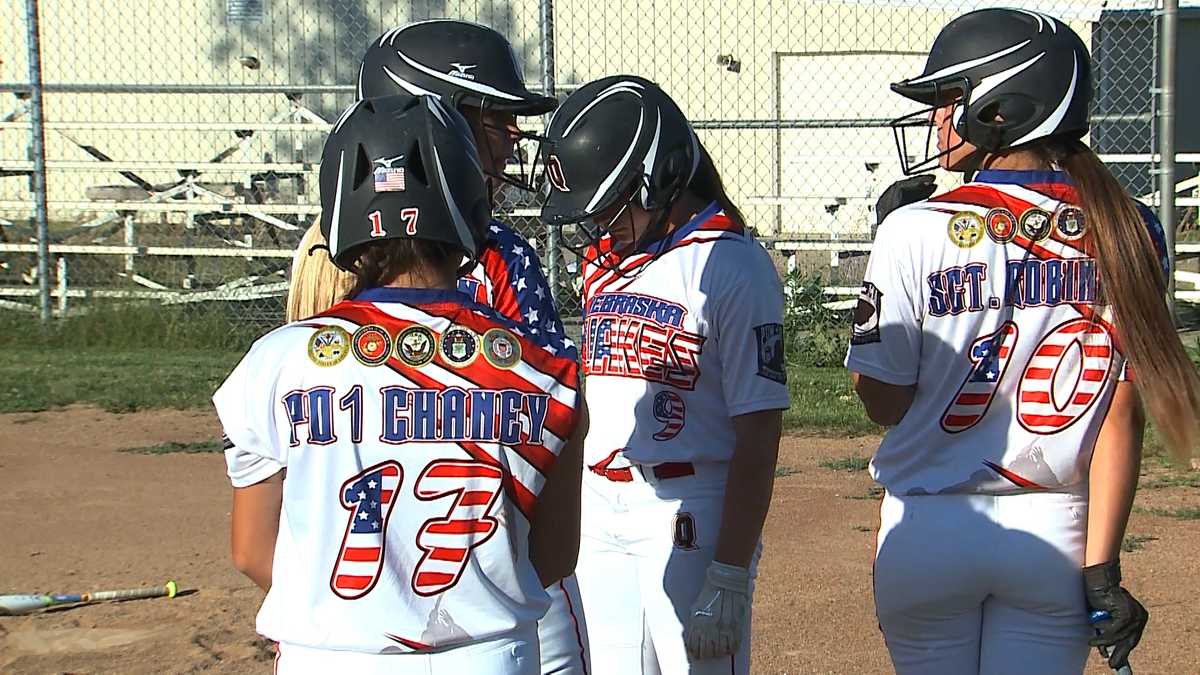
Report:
940,319,1113,434
368,208,421,238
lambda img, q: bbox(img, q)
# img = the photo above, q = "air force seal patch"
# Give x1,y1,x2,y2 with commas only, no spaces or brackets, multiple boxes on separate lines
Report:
440,326,479,366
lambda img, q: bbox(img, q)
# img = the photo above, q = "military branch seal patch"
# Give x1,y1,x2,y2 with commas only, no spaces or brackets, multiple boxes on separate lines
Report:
947,211,984,249
440,326,479,366
308,325,351,367
985,207,1018,244
1053,205,1086,241
351,325,392,367
1019,208,1053,242
396,325,436,367
481,328,521,369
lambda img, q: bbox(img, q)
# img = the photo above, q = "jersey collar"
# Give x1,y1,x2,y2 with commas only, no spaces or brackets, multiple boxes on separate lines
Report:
638,200,723,256
974,169,1072,187
352,286,473,306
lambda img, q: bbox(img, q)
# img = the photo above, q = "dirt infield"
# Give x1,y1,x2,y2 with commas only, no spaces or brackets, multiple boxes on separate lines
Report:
1,407,1196,674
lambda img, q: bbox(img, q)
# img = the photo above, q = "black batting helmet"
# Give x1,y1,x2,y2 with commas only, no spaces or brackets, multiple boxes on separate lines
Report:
539,75,699,227
357,20,556,116
891,8,1091,174
318,94,490,271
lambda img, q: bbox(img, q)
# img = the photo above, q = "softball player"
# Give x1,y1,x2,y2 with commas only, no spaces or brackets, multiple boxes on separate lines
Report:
357,21,588,673
539,76,790,675
216,94,586,674
847,9,1200,674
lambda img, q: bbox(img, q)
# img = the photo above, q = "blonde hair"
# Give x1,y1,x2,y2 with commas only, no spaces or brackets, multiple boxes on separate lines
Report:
285,219,355,322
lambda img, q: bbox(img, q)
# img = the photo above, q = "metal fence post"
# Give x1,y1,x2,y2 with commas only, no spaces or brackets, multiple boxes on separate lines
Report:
23,0,52,325
539,0,559,306
1159,0,1178,321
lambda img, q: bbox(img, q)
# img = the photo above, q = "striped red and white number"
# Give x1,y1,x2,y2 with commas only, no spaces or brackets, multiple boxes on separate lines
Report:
941,319,1113,434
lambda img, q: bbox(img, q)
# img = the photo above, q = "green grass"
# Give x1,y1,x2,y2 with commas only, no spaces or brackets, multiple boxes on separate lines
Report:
0,347,241,413
819,455,871,472
784,366,879,436
122,440,225,455
0,303,261,413
1121,534,1157,553
1140,472,1200,490
774,465,801,478
0,303,262,351
1137,505,1200,520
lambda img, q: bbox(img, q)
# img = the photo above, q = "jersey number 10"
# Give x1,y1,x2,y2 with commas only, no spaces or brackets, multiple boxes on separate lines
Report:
329,458,504,600
941,318,1114,435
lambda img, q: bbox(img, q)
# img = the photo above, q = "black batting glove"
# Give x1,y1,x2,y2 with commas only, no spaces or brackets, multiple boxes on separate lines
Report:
1084,559,1148,670
874,175,937,229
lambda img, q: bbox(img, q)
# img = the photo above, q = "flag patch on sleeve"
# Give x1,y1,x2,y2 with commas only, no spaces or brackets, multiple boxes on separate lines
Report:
754,323,787,384
850,282,882,345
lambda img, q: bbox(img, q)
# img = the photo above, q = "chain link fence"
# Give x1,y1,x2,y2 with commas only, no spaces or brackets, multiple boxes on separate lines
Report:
0,0,1190,332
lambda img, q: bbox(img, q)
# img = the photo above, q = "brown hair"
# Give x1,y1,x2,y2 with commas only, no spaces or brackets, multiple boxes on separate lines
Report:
688,140,747,231
1044,138,1200,461
285,220,354,322
346,238,460,298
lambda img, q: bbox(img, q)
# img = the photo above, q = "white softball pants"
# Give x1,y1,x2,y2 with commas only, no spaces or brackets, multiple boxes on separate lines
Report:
273,623,539,674
539,574,591,674
874,489,1092,675
574,463,760,675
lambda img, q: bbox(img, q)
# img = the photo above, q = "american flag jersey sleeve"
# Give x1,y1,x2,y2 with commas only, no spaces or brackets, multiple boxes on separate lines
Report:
459,219,576,360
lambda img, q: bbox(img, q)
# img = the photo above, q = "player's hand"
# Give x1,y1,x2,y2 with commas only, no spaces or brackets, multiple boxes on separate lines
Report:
684,561,751,661
1084,559,1148,670
875,175,937,226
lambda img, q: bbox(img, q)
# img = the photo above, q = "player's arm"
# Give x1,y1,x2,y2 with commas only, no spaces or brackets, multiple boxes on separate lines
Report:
1085,382,1144,564
230,470,283,591
714,409,783,567
845,214,923,426
851,373,916,426
529,399,588,586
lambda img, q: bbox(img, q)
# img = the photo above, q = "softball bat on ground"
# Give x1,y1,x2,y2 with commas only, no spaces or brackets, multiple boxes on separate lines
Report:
0,580,178,616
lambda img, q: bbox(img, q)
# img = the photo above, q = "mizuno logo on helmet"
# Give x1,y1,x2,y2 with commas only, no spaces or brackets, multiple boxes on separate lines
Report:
546,155,570,192
448,63,477,80
373,154,406,168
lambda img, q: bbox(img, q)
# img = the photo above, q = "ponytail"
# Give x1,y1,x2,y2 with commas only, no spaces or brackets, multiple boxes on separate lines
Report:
286,219,355,322
1047,138,1200,461
688,140,748,231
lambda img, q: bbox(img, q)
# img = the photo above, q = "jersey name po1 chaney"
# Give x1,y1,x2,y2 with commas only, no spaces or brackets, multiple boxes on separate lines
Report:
283,385,550,446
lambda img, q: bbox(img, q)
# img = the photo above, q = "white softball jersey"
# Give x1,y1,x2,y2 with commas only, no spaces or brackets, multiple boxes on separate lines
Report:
213,287,581,655
580,202,791,468
846,169,1168,496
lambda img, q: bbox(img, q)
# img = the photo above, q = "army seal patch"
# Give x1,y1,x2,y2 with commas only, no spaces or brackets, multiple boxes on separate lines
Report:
947,211,984,249
307,325,350,367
